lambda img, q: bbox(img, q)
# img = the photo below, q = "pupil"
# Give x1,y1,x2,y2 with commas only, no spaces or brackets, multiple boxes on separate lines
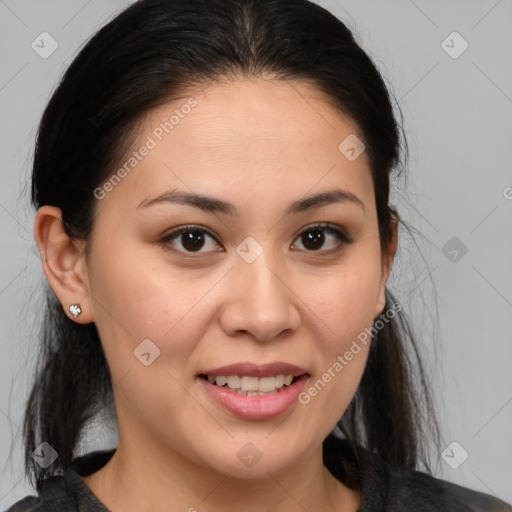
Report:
182,231,205,251
303,229,324,250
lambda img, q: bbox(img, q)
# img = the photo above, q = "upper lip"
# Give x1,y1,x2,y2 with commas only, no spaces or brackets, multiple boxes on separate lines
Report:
199,361,309,378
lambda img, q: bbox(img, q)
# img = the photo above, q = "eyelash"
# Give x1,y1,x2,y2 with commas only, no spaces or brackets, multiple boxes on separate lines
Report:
158,222,353,257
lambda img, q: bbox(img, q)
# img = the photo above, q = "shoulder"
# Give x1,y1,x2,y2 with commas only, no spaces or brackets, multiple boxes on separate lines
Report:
4,475,73,511
384,464,512,511
5,448,115,511
325,436,512,511
330,435,512,511
4,495,38,512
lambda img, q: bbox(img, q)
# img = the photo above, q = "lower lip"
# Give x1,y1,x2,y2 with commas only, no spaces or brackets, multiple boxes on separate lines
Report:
198,375,309,420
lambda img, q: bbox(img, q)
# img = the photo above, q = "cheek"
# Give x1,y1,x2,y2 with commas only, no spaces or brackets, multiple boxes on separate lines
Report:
299,250,381,413
308,258,382,342
88,243,220,382
300,300,373,432
93,231,201,328
88,255,216,435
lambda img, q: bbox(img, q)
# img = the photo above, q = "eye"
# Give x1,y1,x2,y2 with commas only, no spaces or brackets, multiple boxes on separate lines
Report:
159,222,353,257
159,225,223,255
291,222,352,253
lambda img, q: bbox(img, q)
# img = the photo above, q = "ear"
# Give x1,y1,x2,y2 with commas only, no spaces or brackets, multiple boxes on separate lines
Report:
374,210,399,318
33,205,94,324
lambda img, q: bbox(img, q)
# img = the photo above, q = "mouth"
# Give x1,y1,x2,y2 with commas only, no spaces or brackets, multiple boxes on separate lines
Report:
196,361,309,420
197,373,303,396
197,361,308,396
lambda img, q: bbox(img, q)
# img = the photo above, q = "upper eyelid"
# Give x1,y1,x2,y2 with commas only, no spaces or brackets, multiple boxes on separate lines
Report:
164,224,219,242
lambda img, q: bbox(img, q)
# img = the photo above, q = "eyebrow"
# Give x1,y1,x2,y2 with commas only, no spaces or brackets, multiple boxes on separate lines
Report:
137,187,365,215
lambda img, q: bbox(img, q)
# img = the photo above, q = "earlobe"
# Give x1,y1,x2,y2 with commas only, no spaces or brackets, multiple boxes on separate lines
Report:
33,205,94,324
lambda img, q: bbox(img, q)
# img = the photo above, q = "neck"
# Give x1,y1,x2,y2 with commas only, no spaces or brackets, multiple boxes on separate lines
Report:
82,434,360,512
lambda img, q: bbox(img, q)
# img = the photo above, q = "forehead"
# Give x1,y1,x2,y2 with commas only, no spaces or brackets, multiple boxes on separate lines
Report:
146,77,364,158
98,78,374,216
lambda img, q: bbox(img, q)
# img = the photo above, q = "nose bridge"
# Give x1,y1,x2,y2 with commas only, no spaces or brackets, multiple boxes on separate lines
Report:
244,249,285,313
221,241,300,341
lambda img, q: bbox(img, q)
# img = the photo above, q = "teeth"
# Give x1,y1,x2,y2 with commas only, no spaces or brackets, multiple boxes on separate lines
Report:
258,376,275,392
241,376,259,391
205,374,297,392
227,376,241,389
274,375,284,388
236,389,276,396
215,375,227,386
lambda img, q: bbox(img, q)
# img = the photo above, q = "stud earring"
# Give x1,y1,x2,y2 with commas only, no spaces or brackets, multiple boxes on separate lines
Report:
69,304,82,318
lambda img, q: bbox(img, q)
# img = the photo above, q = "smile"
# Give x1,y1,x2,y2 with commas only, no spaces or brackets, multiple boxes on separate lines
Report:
197,373,309,420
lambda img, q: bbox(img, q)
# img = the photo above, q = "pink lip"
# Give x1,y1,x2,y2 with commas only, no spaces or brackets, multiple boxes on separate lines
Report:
198,374,309,420
200,361,308,378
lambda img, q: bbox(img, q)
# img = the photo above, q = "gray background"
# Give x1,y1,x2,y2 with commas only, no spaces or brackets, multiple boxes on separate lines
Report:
1,0,511,507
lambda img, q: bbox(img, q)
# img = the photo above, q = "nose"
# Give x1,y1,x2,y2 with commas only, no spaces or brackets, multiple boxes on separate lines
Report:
219,253,301,342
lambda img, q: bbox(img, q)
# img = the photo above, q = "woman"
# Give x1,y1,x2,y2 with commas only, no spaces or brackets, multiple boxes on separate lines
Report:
6,0,512,510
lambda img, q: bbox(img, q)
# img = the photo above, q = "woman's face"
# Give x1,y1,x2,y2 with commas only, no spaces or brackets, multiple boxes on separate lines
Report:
82,78,396,477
